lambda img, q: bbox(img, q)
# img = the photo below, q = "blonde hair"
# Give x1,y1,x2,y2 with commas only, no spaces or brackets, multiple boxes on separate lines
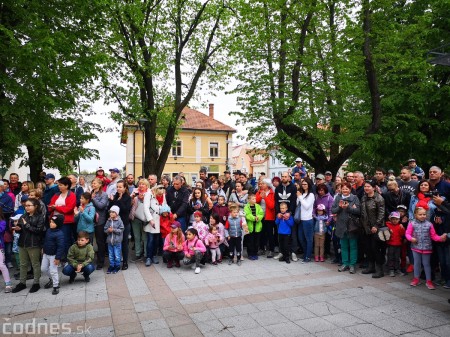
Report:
387,180,398,189
138,178,150,188
29,189,42,199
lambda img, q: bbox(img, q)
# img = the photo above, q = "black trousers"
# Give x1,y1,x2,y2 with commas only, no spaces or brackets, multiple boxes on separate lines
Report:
121,224,131,264
387,245,401,271
262,219,277,252
228,236,242,259
163,251,184,262
279,234,290,260
95,223,106,266
364,234,386,265
247,231,260,256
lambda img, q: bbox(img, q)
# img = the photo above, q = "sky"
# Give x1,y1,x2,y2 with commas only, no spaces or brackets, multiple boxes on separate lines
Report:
78,90,245,173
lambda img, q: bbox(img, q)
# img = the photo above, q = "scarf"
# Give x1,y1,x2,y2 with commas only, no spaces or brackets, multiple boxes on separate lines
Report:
416,192,430,210
137,185,148,201
156,194,164,205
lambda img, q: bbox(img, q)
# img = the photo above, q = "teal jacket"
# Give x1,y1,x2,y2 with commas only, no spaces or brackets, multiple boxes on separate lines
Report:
244,203,264,233
75,202,95,233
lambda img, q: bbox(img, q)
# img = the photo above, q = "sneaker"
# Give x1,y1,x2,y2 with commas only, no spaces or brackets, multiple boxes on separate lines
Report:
338,265,350,272
175,261,180,268
11,283,26,293
254,255,259,260
29,284,40,293
52,287,59,295
389,270,395,277
217,259,222,264
122,262,128,270
410,278,420,287
84,276,90,282
44,279,53,289
69,274,76,283
443,281,450,289
426,280,436,290
212,261,218,265
314,256,319,262
4,285,12,293
248,256,255,261
106,266,114,274
267,251,274,258
228,259,233,265
152,257,159,264
194,267,201,274
112,266,120,274
320,256,325,262
237,260,242,266
145,258,152,267
301,258,311,264
291,253,298,262
349,266,356,274
167,260,173,268
274,253,283,260
406,264,414,273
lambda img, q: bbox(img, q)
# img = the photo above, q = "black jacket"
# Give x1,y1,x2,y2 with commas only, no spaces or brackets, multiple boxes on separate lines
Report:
382,189,411,220
275,183,298,214
109,193,132,226
43,228,65,259
166,186,190,218
17,213,46,248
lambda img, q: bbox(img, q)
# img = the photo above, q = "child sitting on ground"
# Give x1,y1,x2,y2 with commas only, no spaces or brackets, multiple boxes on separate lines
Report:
41,215,65,295
313,204,329,262
104,206,124,274
205,225,223,265
191,211,209,242
183,228,206,274
62,231,95,283
163,221,185,268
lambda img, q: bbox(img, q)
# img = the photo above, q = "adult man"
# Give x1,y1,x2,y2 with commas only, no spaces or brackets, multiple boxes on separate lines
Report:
291,158,307,179
324,171,334,195
275,172,298,261
239,172,254,193
9,173,21,196
293,172,302,186
383,180,411,220
353,171,365,200
429,166,450,199
345,172,355,185
199,168,211,189
0,181,14,219
68,174,84,207
374,168,388,195
147,174,158,189
166,176,190,231
126,174,136,193
312,174,325,195
223,170,234,199
43,174,59,206
408,159,425,180
397,166,419,196
106,168,121,197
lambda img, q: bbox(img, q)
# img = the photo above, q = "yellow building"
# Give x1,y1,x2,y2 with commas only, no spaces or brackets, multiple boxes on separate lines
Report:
121,104,236,185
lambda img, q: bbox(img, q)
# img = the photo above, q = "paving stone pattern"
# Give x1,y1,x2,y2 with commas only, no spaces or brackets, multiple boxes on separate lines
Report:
1,258,449,336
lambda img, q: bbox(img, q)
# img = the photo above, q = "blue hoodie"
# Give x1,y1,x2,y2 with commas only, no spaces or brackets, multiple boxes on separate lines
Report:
75,202,96,233
275,213,294,235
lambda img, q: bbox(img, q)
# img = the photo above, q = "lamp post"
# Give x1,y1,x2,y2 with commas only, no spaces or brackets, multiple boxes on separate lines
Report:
137,118,148,177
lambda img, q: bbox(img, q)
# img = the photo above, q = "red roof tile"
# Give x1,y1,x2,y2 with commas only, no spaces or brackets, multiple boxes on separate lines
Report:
181,107,236,132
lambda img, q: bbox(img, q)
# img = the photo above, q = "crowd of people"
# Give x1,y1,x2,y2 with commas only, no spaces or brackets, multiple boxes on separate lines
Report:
1,159,450,296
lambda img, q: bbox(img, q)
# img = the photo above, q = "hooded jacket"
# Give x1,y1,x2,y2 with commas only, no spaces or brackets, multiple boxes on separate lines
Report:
43,227,65,259
104,217,124,245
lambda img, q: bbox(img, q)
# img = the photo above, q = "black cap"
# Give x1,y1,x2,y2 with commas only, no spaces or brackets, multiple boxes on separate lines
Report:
51,214,65,228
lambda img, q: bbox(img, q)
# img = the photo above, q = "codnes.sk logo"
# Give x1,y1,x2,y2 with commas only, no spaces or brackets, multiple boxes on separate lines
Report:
2,318,91,335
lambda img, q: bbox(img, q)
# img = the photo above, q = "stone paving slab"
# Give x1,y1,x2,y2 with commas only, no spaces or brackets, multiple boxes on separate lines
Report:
1,257,450,336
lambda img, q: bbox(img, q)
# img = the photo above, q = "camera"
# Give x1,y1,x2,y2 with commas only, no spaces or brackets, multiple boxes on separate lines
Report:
423,190,439,198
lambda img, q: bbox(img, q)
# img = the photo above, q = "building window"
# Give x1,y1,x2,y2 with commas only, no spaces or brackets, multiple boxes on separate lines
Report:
272,156,276,165
172,141,182,157
272,172,275,178
209,142,219,157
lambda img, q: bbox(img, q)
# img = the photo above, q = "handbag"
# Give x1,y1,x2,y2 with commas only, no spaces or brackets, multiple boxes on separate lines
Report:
377,227,391,242
347,214,361,233
294,204,302,223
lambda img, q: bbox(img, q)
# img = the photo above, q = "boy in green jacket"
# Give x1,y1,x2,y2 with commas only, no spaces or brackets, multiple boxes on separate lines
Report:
62,231,95,283
244,194,264,260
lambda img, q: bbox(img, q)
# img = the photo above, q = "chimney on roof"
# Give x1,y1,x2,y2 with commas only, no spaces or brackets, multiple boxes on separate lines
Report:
209,103,214,119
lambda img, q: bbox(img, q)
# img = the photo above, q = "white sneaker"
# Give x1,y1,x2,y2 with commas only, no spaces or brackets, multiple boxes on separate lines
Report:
194,267,201,274
291,253,298,262
274,253,283,260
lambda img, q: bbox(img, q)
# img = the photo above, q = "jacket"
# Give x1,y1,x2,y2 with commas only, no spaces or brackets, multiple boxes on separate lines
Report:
91,190,109,225
43,184,59,207
212,204,230,225
49,191,77,224
75,202,96,233
275,214,294,235
406,219,443,253
205,232,223,249
144,193,162,233
166,186,190,218
160,213,174,239
361,192,385,234
244,203,264,233
17,212,46,248
386,222,405,246
297,193,315,221
0,220,6,249
0,192,14,216
313,215,329,234
43,228,65,259
133,190,153,223
225,216,243,237
275,183,298,214
190,221,209,241
183,237,206,255
163,232,185,252
109,193,132,226
331,193,361,239
67,243,95,268
104,217,124,245
314,193,334,219
382,189,411,220
187,199,210,224
409,195,437,221
255,188,276,220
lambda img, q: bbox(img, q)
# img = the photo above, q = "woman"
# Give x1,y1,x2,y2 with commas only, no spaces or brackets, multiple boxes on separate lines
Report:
360,180,386,278
130,179,153,262
144,185,165,267
256,179,276,257
79,176,91,193
11,198,45,293
272,177,281,191
48,177,77,259
187,188,211,225
91,177,109,269
409,180,437,221
206,180,227,200
109,180,132,270
297,178,315,263
228,181,248,212
331,182,361,273
14,181,34,211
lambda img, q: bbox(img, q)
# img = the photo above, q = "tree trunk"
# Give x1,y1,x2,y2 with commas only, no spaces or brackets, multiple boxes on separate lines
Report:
26,144,44,183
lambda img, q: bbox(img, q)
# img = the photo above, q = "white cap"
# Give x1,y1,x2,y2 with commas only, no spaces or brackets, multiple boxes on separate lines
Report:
295,157,302,162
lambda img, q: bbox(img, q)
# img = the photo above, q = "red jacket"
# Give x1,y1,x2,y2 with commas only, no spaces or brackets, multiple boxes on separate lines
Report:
386,221,406,246
160,213,174,239
256,189,276,220
96,174,111,192
49,191,77,224
212,204,229,225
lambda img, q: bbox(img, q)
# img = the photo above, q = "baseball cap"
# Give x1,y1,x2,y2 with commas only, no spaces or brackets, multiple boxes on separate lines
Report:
96,166,104,172
44,173,55,180
109,168,120,173
316,174,325,180
295,157,302,162
325,171,332,175
408,159,416,163
389,212,400,219
170,221,181,229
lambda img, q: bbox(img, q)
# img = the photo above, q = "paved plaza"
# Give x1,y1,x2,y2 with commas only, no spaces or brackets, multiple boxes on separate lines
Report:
1,257,450,337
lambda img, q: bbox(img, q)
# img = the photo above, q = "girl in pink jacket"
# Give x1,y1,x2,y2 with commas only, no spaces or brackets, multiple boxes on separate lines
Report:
183,228,206,274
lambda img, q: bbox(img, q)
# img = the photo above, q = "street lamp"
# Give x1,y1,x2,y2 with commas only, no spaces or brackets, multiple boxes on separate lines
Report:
137,118,148,177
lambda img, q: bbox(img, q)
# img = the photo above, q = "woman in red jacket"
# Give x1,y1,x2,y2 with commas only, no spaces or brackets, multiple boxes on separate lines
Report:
256,179,277,258
48,176,76,260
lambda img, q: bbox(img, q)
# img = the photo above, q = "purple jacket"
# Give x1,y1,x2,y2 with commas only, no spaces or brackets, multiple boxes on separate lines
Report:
314,193,334,219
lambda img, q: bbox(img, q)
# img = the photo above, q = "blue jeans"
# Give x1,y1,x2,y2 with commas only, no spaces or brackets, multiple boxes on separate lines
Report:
177,217,187,232
108,243,122,268
298,219,314,259
62,263,95,278
146,233,158,259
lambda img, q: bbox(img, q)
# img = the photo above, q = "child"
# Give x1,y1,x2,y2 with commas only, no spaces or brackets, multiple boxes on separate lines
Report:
163,221,185,268
386,212,406,277
205,226,223,265
212,195,229,225
275,202,294,264
313,204,329,262
0,208,12,293
397,204,410,274
183,228,206,274
225,205,244,265
210,213,227,257
244,194,264,260
74,192,96,244
104,206,125,274
159,205,174,243
62,231,95,283
209,190,219,206
405,207,447,289
41,215,65,294
191,211,209,242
